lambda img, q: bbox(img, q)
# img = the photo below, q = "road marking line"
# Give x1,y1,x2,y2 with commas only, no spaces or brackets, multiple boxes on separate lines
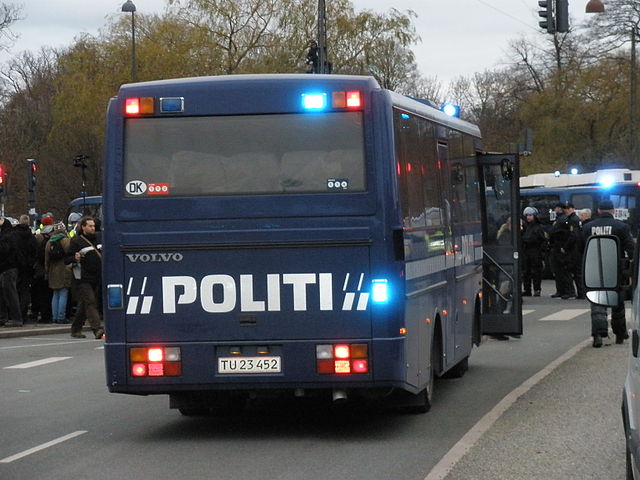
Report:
424,337,591,480
4,357,72,369
0,431,87,463
539,308,589,321
522,309,535,315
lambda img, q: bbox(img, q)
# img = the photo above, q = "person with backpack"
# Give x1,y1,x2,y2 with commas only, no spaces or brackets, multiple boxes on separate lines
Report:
45,222,72,324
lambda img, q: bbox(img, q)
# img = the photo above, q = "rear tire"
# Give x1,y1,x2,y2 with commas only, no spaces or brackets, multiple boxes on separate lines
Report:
404,335,437,414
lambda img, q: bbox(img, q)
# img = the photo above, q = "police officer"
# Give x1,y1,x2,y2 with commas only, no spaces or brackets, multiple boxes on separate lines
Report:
562,202,585,299
582,199,635,348
521,207,548,296
549,202,575,298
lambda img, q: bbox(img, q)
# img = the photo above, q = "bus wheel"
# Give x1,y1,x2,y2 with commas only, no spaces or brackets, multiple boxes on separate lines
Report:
404,338,436,414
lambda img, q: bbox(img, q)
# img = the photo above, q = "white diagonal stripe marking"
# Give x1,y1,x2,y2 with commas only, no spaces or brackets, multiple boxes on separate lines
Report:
539,309,589,321
4,357,72,369
0,431,87,463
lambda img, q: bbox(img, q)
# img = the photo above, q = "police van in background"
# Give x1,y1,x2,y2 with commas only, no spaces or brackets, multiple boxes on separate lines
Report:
66,195,102,228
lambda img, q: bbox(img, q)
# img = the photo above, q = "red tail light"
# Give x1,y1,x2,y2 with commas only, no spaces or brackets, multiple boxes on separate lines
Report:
316,343,369,374
130,347,181,377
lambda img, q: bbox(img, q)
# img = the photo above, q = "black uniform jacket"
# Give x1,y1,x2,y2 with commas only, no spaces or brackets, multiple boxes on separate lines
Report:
582,213,635,260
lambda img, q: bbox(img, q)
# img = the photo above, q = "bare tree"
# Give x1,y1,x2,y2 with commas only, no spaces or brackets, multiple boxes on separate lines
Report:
0,2,21,52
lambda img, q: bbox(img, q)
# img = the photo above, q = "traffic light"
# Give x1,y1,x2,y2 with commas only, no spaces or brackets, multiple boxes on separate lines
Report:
555,0,569,33
27,158,37,192
538,0,555,34
0,164,5,196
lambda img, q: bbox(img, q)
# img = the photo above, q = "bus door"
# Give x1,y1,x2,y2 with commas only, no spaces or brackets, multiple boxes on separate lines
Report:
437,142,457,357
478,153,522,335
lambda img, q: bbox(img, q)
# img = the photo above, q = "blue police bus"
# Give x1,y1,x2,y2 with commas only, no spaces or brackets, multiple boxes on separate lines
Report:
102,74,521,414
520,169,640,234
66,195,102,223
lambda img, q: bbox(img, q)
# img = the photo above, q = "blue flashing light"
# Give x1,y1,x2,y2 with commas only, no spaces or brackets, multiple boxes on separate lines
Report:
599,174,615,189
400,113,411,120
442,103,460,118
570,168,579,175
302,93,327,110
160,97,184,113
372,279,389,303
107,284,123,309
554,170,561,177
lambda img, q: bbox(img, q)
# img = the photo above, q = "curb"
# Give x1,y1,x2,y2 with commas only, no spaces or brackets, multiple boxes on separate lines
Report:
0,324,92,339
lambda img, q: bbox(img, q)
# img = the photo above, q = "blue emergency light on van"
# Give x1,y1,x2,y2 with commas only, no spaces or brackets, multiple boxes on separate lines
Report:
160,97,184,113
301,93,327,110
371,279,389,303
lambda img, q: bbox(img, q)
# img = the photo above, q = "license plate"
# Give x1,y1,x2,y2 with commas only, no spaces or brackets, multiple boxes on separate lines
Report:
218,356,281,374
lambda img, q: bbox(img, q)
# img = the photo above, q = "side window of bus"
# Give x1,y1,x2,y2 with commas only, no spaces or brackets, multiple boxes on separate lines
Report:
449,132,480,225
570,193,594,211
393,111,443,260
608,194,635,225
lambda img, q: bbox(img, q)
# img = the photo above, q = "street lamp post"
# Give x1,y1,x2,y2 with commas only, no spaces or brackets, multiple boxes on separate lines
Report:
73,155,89,212
317,0,327,74
121,0,137,82
586,0,639,168
631,27,638,168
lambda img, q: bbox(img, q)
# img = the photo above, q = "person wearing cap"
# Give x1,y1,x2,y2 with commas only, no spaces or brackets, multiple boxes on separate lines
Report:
562,201,585,299
45,222,73,324
548,202,571,298
582,199,635,348
35,215,54,234
67,212,82,237
521,206,548,297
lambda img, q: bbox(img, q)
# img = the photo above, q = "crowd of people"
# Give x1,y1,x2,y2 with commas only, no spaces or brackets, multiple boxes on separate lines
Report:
0,212,104,339
521,199,634,348
520,201,593,300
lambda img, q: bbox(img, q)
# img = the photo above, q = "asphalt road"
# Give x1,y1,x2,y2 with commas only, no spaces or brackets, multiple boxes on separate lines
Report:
0,280,629,480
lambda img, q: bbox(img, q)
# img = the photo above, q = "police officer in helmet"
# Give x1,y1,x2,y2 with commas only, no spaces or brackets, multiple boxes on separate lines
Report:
582,199,635,348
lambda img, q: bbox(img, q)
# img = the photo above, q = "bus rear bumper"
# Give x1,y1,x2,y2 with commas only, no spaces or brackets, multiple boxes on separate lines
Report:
105,337,412,396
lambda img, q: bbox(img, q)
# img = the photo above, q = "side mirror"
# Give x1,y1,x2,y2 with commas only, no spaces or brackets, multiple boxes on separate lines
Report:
583,235,621,307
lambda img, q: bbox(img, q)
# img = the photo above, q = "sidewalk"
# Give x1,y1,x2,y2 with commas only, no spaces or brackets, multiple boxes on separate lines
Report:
438,337,628,479
0,322,90,339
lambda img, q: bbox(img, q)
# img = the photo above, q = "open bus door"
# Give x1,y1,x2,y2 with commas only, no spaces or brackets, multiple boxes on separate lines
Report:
477,153,523,336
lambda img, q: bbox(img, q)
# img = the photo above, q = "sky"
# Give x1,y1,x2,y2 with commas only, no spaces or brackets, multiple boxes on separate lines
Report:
0,0,598,86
